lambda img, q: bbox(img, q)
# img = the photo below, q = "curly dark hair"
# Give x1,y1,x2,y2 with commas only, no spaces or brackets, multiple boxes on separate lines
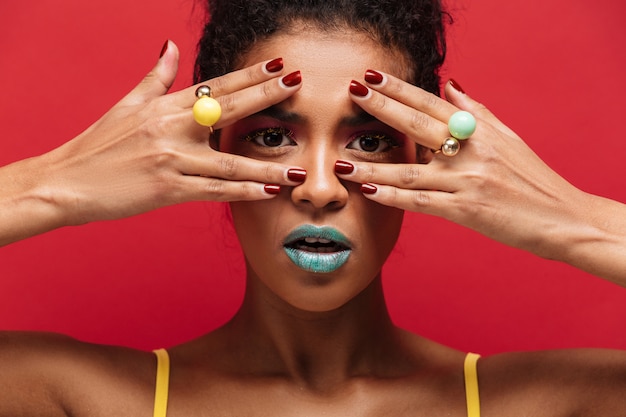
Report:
194,0,451,96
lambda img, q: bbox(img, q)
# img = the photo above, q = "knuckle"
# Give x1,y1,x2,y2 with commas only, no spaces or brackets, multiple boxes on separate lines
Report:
217,155,239,178
204,178,227,200
152,146,178,168
259,82,273,100
244,65,258,83
399,165,421,186
236,182,255,199
219,93,236,114
411,191,431,209
264,163,277,182
423,92,441,111
369,94,388,112
408,111,431,134
207,75,226,95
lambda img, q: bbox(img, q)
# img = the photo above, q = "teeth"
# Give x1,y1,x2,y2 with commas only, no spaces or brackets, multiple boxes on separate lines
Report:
304,237,331,244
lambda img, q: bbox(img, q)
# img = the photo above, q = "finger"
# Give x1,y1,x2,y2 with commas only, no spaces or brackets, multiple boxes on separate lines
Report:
365,70,459,122
212,71,303,128
170,58,287,109
180,176,282,202
444,80,518,138
358,183,457,217
118,40,180,107
335,160,454,192
177,144,305,185
349,80,450,150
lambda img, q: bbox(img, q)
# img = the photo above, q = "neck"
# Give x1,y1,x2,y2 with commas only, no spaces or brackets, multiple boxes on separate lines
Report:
225,272,405,391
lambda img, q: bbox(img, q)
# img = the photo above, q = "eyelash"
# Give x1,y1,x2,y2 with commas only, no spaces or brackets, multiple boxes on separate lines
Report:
242,127,295,147
346,132,400,153
240,127,400,155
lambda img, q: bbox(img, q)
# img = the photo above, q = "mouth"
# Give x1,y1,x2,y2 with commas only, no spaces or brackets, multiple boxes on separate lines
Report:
283,225,352,273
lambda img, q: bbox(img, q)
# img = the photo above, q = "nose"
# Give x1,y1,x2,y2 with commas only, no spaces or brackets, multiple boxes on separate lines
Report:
290,145,349,211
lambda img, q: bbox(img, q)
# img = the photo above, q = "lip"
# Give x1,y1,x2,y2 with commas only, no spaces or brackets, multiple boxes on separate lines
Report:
282,225,353,273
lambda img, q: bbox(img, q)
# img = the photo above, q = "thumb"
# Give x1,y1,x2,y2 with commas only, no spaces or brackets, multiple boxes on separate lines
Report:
118,40,180,107
444,79,517,137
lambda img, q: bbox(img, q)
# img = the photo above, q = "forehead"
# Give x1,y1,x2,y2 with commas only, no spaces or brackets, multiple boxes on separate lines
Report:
240,29,409,125
241,28,409,82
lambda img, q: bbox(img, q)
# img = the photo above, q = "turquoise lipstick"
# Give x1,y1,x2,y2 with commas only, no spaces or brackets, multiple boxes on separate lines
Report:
283,225,352,273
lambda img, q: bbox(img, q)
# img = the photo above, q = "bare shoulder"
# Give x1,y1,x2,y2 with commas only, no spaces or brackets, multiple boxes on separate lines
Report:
478,348,626,416
0,331,156,417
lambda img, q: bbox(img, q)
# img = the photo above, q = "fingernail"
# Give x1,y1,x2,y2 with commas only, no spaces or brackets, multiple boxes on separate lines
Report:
449,79,466,94
349,80,369,97
159,40,169,58
334,160,354,175
287,168,307,182
264,184,281,195
280,71,302,88
360,183,378,195
265,57,284,73
364,69,384,85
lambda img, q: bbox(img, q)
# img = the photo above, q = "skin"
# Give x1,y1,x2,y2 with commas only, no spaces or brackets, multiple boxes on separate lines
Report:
2,27,626,417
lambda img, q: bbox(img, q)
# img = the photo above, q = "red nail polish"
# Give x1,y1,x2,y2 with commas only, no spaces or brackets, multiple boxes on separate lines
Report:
281,71,302,87
287,168,306,182
159,40,169,58
265,57,284,73
334,160,354,175
449,79,466,94
264,184,281,195
364,69,384,85
349,80,369,97
360,183,377,194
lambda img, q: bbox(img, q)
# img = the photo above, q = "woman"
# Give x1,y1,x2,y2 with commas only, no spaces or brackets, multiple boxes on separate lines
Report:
2,1,626,353
1,0,625,415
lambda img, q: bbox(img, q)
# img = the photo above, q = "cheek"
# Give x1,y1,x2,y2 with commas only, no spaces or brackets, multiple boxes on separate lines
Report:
230,200,270,241
359,198,405,262
229,198,288,260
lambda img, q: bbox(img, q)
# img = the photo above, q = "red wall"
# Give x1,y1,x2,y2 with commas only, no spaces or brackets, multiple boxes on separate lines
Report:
1,0,625,355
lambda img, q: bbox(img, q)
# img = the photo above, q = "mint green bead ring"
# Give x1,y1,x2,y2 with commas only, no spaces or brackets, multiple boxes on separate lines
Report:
448,111,476,140
434,111,476,157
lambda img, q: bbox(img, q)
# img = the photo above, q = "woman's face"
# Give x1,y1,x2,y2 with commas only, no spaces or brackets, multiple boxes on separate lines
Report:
220,28,417,312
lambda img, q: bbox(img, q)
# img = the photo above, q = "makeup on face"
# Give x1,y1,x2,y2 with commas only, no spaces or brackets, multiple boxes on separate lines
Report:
223,29,411,312
283,225,352,273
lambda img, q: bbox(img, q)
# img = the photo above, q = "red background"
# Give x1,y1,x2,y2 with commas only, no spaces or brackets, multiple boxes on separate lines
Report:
1,0,625,355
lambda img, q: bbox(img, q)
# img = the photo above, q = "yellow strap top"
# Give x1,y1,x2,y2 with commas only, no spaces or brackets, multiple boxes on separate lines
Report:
464,353,481,417
153,349,170,417
152,350,480,417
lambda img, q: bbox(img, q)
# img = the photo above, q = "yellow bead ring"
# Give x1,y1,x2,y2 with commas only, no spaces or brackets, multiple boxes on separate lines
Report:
192,85,222,128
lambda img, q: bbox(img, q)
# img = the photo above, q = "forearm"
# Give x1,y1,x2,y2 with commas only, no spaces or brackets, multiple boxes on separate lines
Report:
0,156,66,247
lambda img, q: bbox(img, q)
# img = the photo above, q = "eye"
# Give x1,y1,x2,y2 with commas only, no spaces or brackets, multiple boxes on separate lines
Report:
347,132,399,153
243,127,295,147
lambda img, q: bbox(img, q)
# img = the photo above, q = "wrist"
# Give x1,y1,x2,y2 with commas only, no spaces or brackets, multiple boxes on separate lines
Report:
0,156,69,246
545,189,626,282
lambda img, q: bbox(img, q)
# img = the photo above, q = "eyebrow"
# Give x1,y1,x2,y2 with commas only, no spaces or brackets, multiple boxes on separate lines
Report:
251,106,304,123
250,105,378,127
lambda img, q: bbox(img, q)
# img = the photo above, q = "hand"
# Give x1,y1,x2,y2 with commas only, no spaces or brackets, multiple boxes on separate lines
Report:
340,71,589,262
29,41,305,227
